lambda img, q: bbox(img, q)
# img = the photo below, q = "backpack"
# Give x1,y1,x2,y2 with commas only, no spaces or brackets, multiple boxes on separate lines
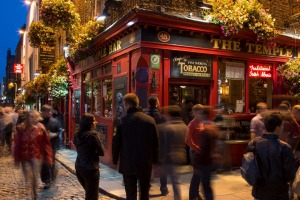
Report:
240,140,262,186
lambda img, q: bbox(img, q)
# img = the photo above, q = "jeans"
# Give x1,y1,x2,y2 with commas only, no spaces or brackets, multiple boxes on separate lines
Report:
160,164,182,200
21,158,41,199
189,164,213,200
123,173,151,200
76,169,100,200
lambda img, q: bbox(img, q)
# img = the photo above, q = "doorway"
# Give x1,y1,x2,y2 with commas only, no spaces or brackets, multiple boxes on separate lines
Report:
169,84,210,106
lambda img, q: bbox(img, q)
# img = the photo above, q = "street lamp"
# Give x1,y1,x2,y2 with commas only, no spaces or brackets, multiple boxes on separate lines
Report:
8,82,17,104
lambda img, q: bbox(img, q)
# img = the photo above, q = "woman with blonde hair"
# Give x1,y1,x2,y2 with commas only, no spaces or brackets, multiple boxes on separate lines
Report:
14,110,52,200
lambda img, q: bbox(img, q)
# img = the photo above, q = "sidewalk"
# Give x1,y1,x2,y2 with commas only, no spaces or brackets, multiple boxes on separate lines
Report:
56,149,253,200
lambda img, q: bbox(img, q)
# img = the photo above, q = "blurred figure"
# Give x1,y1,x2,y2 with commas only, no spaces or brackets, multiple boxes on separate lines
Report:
145,96,166,124
14,110,52,200
182,99,194,125
185,104,219,200
73,113,104,200
40,104,62,189
112,93,159,200
250,102,268,140
157,105,187,199
52,106,64,149
281,100,292,111
0,107,13,154
247,111,295,200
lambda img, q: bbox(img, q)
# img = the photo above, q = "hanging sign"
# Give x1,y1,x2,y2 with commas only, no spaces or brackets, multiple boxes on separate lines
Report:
14,63,24,73
248,63,272,78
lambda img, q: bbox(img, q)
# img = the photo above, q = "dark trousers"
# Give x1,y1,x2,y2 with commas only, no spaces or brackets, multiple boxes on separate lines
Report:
76,169,99,200
41,149,56,183
189,165,213,200
123,173,151,200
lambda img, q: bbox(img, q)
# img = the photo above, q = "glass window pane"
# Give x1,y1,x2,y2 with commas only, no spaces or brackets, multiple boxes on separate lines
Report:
103,78,112,117
84,82,92,113
93,81,101,116
218,60,245,114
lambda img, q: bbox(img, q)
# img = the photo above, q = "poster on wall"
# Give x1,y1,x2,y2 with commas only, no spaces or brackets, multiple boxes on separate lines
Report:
150,54,160,69
171,57,212,79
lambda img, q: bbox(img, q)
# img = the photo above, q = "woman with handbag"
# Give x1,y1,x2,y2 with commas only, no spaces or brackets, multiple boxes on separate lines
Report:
73,113,104,200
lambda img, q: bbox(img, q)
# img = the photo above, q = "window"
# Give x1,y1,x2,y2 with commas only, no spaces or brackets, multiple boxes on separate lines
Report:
103,78,112,117
218,60,245,114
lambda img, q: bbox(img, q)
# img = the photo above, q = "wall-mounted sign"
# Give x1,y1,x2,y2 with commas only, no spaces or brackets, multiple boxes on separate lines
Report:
39,45,55,68
14,63,24,73
248,63,272,78
172,57,212,79
158,31,170,42
150,54,160,69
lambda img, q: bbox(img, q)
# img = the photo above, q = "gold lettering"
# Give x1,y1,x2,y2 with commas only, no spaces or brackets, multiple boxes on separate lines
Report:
262,45,272,55
211,38,221,49
279,48,285,56
109,45,113,54
286,48,293,57
232,41,241,51
221,40,232,50
117,40,121,50
255,44,262,54
246,43,255,53
272,47,280,56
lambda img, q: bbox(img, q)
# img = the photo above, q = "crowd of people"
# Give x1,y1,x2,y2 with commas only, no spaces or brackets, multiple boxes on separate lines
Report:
3,95,300,200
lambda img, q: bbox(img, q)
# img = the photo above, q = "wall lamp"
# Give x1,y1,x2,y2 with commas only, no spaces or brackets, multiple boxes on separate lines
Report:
151,71,157,90
34,70,40,76
25,0,38,6
18,24,26,34
131,70,135,87
96,0,122,21
196,1,212,10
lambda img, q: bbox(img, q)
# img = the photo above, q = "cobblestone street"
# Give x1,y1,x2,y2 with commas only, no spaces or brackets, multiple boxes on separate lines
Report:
0,151,114,200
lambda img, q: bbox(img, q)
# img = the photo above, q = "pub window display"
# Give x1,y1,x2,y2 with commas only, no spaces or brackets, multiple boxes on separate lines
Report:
218,60,245,114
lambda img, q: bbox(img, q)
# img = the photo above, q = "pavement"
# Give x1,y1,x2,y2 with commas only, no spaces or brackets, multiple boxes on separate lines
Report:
56,149,254,200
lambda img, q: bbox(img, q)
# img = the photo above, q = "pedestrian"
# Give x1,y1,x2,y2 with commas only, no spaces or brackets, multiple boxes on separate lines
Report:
0,107,13,154
157,105,187,199
247,111,296,200
250,102,268,140
40,104,62,189
73,113,104,200
14,110,53,200
112,93,159,200
185,104,219,200
145,96,166,124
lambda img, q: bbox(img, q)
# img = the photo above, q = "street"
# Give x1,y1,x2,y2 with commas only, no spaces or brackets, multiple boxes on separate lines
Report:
0,150,114,200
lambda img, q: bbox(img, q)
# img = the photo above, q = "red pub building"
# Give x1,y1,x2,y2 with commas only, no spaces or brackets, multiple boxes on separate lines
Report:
66,8,297,167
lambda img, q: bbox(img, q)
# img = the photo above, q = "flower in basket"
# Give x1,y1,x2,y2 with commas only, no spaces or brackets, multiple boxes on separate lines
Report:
24,81,38,105
206,0,279,45
277,59,300,96
48,57,68,77
33,74,51,97
49,75,69,99
28,21,56,48
40,0,80,30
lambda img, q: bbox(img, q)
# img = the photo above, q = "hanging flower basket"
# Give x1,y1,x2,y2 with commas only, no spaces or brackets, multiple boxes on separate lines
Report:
34,74,51,97
277,59,300,96
40,0,80,30
49,75,69,99
207,0,279,46
48,57,68,76
28,21,56,48
24,81,38,105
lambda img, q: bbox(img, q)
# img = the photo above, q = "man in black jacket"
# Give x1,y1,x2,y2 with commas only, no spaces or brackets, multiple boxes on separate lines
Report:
248,111,296,200
112,93,159,200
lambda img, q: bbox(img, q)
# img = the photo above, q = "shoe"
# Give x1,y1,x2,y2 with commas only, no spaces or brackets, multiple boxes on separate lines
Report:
43,182,51,189
161,189,169,196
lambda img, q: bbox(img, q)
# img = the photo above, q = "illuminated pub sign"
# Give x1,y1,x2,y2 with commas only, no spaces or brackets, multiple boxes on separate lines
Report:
14,63,24,73
171,57,212,79
248,63,272,78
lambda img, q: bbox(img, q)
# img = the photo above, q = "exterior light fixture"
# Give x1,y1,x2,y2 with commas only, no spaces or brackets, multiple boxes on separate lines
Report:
151,71,157,90
96,13,107,21
196,1,212,10
25,0,38,5
34,70,40,76
63,44,69,51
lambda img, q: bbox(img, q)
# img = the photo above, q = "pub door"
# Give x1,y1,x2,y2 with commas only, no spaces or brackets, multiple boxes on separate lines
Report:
169,84,210,106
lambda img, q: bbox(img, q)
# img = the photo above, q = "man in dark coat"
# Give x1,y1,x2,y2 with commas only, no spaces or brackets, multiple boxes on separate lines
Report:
112,93,159,200
145,96,166,125
248,111,296,200
157,105,187,199
40,104,62,189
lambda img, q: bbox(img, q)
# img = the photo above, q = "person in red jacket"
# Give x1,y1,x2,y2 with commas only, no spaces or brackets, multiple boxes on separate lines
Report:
14,110,53,200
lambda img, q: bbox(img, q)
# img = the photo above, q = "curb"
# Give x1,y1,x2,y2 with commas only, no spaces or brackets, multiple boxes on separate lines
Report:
55,154,126,200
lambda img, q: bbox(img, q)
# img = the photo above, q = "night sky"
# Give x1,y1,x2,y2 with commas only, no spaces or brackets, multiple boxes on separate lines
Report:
0,1,28,83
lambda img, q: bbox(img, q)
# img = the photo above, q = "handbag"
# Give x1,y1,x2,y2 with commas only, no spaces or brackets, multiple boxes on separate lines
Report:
240,140,262,186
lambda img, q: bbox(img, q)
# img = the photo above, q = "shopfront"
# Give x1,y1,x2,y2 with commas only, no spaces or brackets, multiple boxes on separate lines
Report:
66,9,296,166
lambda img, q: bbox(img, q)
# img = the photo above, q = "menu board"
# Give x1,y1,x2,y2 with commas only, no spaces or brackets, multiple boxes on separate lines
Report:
225,62,245,80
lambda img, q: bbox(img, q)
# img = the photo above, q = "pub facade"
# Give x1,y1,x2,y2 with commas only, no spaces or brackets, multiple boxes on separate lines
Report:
66,8,297,166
